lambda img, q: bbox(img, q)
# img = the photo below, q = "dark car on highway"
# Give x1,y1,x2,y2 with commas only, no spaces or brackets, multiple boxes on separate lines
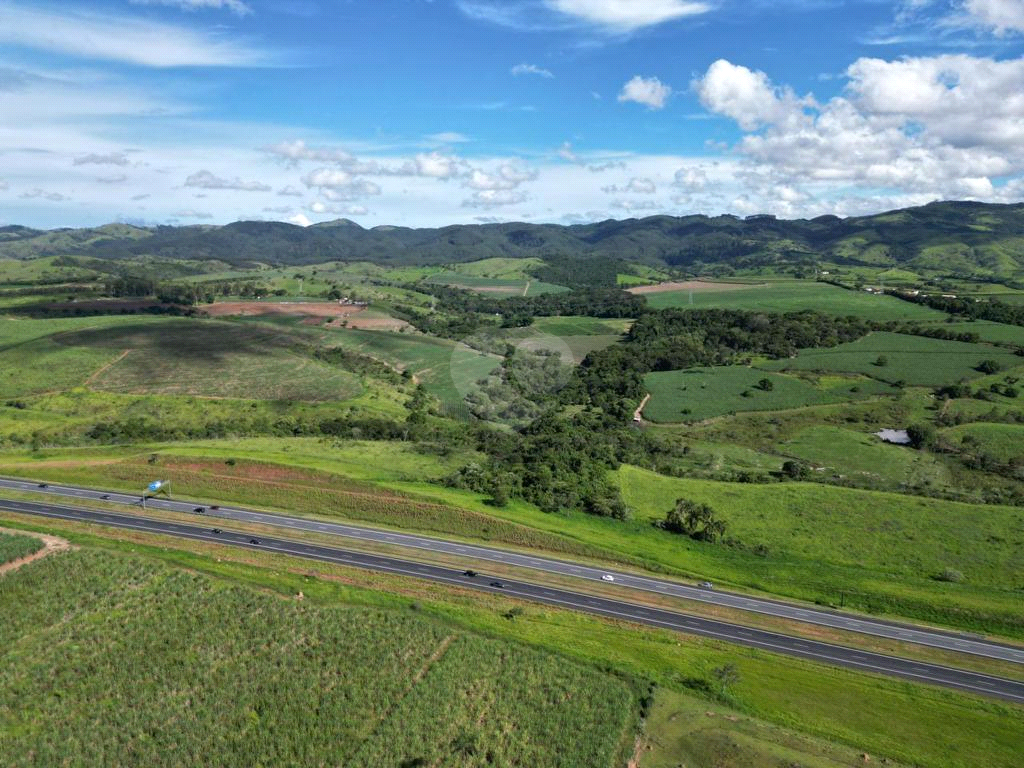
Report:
489,580,504,588
211,528,222,534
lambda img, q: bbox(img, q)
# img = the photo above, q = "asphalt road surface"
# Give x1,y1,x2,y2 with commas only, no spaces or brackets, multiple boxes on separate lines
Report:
2,475,1023,668
1,496,1022,704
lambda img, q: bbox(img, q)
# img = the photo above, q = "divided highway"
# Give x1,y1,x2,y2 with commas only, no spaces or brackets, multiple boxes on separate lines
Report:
2,475,1023,668
1,496,1023,704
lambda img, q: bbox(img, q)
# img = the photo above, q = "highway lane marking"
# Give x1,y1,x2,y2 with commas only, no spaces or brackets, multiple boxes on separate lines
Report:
3,502,1024,703
5,482,1024,666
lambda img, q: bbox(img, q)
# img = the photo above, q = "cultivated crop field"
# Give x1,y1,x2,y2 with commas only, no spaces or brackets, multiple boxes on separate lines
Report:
760,332,1023,387
0,550,636,768
643,366,894,422
639,281,947,320
0,531,42,565
424,271,567,297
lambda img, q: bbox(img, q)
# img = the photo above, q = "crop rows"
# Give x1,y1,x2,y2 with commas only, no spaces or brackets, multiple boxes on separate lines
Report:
0,532,43,565
0,550,635,767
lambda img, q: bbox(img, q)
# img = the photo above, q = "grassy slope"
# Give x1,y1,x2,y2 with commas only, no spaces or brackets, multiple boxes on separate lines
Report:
644,366,894,422
761,332,1022,387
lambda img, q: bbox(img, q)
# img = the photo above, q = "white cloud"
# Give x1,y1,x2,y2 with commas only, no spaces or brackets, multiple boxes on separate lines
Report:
462,189,529,208
511,63,554,78
602,177,656,194
263,140,354,166
465,165,538,191
693,60,807,130
557,142,581,163
130,0,253,16
611,199,661,211
302,168,354,189
426,132,470,144
277,185,304,197
73,152,130,167
963,0,1024,34
618,75,672,109
185,170,271,191
693,55,1024,211
0,2,267,67
308,201,369,216
19,189,69,201
412,152,466,179
288,213,312,227
544,0,710,30
673,167,709,191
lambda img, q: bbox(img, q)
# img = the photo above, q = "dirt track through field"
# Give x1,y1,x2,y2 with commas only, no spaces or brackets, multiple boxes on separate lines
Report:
0,527,73,576
203,301,366,319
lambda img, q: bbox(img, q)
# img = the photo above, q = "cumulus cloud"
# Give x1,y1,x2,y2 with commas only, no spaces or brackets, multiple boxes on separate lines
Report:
693,60,808,130
308,201,369,216
185,170,271,191
277,185,304,197
302,169,382,201
511,63,554,78
465,165,538,191
544,0,710,30
288,213,312,227
130,0,252,15
602,177,656,194
73,152,130,166
693,54,1024,209
618,75,672,109
557,142,581,163
411,152,466,179
0,3,267,67
673,167,709,191
263,140,354,167
462,189,529,208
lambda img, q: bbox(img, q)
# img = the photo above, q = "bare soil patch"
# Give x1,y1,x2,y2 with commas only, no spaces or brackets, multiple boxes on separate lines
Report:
0,527,73,576
627,280,766,295
202,301,366,319
334,315,412,331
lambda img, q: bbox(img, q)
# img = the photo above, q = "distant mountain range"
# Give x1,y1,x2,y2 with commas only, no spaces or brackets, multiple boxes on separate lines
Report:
2,200,1023,279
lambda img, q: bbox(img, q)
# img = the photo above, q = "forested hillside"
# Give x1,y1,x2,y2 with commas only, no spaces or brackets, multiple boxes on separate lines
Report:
3,201,1023,278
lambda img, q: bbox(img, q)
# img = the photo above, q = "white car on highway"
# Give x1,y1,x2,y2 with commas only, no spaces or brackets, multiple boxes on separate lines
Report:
601,574,614,582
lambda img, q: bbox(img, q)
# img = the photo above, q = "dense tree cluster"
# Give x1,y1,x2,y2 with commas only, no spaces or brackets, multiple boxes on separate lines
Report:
889,291,1024,329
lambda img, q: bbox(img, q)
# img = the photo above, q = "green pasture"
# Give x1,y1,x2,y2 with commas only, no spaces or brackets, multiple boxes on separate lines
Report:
643,281,947,320
444,256,546,280
942,423,1024,462
778,425,953,487
917,319,1024,346
423,271,567,297
643,366,894,422
761,332,1022,387
0,550,635,768
617,466,1024,594
326,328,499,415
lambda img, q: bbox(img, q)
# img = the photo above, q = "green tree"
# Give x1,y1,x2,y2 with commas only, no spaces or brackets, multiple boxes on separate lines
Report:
663,498,727,542
781,460,811,480
907,423,937,450
756,377,774,391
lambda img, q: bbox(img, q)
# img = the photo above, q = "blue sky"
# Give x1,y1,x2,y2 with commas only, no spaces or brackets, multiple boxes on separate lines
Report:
1,0,1023,229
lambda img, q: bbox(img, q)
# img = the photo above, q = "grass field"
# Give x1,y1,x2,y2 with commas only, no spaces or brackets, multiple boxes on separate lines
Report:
642,281,947,321
942,423,1024,462
324,327,499,415
761,332,1023,387
919,319,1024,346
424,271,568,297
0,549,636,767
0,531,42,565
643,366,895,422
